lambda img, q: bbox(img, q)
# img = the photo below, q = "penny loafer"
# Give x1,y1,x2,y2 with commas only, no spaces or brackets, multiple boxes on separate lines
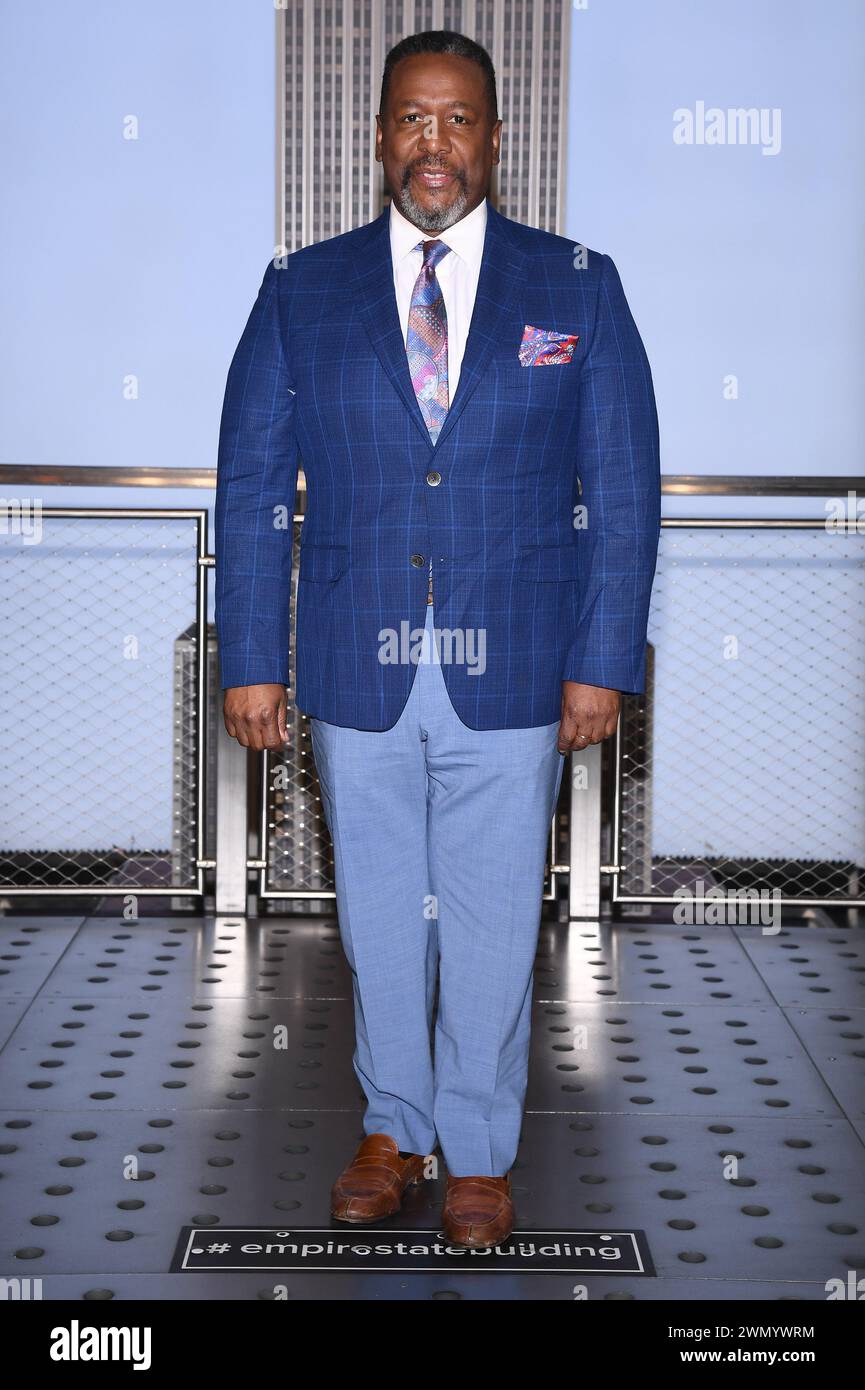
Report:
331,1133,426,1223
442,1174,514,1248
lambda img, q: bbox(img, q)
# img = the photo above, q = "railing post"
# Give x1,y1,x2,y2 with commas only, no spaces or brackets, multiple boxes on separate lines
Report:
568,744,603,919
215,719,249,916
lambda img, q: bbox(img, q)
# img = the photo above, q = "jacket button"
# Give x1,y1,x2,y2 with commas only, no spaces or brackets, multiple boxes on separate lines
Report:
410,553,426,568
426,470,442,486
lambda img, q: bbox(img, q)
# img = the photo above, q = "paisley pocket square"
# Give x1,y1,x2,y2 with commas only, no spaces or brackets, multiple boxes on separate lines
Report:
518,324,580,366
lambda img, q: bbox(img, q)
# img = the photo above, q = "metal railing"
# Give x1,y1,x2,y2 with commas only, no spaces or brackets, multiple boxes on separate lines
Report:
2,466,862,915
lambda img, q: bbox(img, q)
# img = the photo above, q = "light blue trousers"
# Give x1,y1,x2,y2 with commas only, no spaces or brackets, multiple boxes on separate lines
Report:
309,602,564,1176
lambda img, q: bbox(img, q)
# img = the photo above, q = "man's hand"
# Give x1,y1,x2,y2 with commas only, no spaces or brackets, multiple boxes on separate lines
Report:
223,684,288,751
558,680,620,754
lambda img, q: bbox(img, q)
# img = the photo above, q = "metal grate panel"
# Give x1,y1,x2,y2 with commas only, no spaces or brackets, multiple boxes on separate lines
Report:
1,911,863,1297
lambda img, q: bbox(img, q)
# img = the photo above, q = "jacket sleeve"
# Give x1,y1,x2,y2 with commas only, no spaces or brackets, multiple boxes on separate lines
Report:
562,252,661,695
214,258,299,690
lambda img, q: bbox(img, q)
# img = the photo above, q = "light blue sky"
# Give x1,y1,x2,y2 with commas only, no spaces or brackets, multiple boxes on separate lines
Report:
565,0,865,493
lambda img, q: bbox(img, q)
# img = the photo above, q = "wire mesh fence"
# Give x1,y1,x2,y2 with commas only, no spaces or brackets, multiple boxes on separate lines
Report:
615,520,865,906
262,522,336,908
0,509,206,895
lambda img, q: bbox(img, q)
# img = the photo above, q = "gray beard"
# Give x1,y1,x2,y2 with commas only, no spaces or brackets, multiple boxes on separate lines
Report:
397,174,470,234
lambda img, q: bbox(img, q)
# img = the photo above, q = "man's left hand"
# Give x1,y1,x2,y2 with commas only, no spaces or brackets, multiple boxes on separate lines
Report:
558,681,621,753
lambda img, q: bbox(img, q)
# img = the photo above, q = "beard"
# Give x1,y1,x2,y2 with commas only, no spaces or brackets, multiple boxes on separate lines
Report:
397,162,470,233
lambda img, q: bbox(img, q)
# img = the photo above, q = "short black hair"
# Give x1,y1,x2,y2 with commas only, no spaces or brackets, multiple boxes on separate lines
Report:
379,30,498,121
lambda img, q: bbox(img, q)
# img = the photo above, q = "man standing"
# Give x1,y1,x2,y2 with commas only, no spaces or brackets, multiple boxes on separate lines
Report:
215,30,660,1248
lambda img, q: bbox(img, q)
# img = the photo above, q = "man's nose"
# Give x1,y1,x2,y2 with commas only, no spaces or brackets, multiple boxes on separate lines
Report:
417,118,452,155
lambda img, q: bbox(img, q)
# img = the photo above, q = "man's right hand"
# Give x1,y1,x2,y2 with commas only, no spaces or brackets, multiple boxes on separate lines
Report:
223,684,288,751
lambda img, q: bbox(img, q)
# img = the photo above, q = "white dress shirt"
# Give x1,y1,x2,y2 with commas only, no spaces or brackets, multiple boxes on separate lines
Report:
389,196,488,402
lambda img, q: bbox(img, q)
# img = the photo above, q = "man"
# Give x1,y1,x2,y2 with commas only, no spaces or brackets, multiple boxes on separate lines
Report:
215,30,660,1249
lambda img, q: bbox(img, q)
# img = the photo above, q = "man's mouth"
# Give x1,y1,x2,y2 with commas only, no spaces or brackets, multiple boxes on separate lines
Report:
413,166,456,190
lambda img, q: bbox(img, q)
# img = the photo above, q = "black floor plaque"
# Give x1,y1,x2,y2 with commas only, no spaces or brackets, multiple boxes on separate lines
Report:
171,1226,655,1276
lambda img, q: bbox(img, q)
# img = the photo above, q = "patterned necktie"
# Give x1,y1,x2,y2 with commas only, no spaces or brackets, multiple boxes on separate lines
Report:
406,238,450,606
406,239,451,443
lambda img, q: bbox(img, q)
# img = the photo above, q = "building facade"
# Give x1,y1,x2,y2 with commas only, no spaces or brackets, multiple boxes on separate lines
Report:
277,0,571,250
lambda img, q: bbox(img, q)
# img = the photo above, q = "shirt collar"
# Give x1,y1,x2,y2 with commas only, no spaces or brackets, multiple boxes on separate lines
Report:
389,196,487,275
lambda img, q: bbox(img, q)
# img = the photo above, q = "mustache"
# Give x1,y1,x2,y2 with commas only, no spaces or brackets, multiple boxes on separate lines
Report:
403,160,466,180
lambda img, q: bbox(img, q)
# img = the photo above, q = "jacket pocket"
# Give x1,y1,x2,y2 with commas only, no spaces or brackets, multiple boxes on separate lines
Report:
297,542,349,582
514,541,580,581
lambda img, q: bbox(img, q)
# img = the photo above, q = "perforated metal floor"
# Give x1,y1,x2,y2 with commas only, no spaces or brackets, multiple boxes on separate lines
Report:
1,910,863,1300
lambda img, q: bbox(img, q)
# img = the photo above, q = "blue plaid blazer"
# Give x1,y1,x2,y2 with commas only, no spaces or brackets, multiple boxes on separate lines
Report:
215,202,660,730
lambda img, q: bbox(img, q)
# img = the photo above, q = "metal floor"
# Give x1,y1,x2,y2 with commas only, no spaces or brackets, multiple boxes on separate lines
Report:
1,909,863,1301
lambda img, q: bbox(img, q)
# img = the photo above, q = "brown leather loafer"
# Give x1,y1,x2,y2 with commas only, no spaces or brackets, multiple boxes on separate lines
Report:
331,1133,426,1223
442,1174,514,1248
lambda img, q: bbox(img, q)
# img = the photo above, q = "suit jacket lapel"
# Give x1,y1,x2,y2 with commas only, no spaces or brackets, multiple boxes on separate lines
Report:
431,202,527,453
348,208,433,448
348,201,528,453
